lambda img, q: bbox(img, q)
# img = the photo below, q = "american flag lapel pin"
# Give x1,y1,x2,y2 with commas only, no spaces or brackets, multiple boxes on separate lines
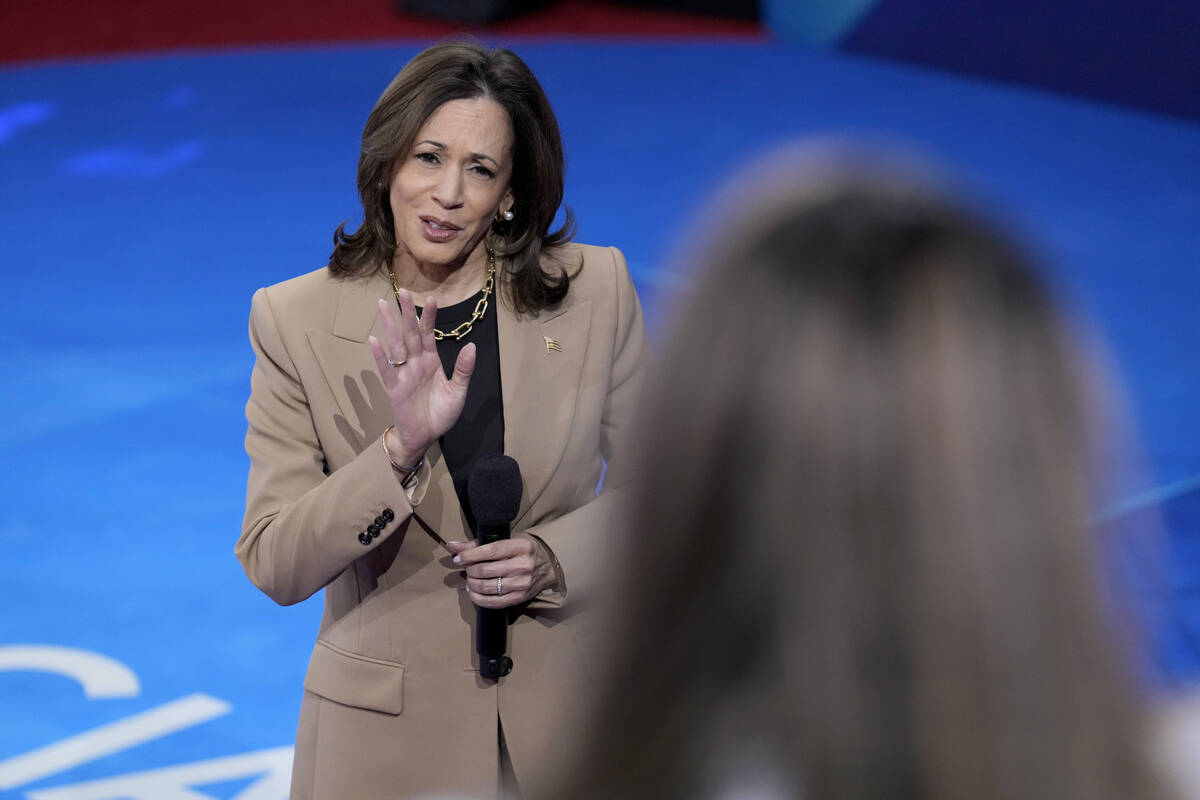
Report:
543,335,563,353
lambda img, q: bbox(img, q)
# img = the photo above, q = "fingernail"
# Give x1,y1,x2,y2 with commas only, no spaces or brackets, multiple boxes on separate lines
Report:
452,555,461,564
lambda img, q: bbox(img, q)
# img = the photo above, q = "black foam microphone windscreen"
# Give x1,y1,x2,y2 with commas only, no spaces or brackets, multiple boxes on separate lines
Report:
468,455,523,528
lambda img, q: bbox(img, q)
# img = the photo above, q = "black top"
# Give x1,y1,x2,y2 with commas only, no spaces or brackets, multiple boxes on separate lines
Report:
417,290,504,536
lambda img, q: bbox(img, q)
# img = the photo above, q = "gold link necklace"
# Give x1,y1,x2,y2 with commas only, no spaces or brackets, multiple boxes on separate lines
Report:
388,244,496,341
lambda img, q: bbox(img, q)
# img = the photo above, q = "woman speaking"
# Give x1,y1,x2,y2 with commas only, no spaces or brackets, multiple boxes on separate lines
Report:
236,41,651,798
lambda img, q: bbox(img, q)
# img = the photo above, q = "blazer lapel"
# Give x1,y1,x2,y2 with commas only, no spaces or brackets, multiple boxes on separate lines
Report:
304,273,394,456
499,296,592,528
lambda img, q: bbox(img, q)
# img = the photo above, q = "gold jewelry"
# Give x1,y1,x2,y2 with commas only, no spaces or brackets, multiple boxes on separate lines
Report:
387,356,406,368
382,425,423,478
388,244,496,342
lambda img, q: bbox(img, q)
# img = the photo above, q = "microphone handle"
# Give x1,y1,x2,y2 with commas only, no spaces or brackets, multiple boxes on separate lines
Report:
478,608,510,679
476,522,513,680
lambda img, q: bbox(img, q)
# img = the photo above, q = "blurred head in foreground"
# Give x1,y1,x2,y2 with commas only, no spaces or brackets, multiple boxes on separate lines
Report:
549,148,1158,800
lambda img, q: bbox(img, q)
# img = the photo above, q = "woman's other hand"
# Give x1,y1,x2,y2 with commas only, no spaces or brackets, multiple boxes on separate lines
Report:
447,534,559,609
368,291,475,466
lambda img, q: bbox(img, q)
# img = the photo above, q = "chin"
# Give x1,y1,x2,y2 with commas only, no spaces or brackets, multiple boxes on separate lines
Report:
418,245,470,268
398,236,449,264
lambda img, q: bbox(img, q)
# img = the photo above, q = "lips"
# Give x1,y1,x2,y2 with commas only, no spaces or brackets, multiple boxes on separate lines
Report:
421,216,461,231
419,215,462,243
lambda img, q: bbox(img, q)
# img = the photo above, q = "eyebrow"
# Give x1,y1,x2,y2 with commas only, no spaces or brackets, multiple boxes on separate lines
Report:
416,139,500,168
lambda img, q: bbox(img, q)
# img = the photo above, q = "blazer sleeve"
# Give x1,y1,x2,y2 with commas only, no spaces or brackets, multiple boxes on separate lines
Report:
236,285,429,606
523,246,652,608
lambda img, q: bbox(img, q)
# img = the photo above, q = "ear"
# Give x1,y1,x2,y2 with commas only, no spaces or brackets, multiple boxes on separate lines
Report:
502,188,515,212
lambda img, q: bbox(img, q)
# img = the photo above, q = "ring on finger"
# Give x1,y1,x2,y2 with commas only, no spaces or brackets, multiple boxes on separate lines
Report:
496,577,503,595
387,356,407,368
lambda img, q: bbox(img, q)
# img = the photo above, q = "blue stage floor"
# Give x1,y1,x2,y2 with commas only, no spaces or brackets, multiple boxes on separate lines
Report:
1,40,1198,797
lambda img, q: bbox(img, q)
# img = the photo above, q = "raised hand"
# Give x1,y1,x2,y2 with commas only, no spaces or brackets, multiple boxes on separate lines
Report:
368,289,475,466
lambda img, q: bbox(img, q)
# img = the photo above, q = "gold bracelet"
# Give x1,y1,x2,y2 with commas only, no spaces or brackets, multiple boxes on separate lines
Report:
382,425,424,476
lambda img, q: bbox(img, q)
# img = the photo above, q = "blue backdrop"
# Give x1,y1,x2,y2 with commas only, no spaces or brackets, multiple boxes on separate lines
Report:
1,40,1198,798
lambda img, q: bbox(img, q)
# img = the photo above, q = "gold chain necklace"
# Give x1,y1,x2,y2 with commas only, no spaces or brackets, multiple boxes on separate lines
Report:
388,245,496,341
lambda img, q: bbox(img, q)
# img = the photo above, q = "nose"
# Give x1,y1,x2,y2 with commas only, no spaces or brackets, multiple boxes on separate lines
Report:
432,167,464,209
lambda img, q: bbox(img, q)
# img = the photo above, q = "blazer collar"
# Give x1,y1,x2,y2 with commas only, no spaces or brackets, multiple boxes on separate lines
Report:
331,270,390,344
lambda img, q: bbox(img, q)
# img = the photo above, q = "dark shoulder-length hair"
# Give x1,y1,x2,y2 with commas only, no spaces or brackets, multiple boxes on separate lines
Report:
541,149,1161,800
330,40,574,314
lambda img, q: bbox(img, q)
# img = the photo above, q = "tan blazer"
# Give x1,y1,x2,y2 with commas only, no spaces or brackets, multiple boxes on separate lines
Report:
237,243,651,799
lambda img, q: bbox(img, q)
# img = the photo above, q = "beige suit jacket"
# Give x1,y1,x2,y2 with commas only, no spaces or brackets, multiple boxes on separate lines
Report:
237,243,651,799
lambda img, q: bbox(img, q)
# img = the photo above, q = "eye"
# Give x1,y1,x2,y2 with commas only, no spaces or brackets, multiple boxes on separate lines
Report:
415,151,440,165
470,164,496,179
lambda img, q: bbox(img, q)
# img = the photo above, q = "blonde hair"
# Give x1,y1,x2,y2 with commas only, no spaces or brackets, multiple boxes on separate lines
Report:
549,155,1157,800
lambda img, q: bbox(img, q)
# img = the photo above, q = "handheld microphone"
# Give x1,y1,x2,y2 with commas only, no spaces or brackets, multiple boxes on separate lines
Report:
467,455,523,680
